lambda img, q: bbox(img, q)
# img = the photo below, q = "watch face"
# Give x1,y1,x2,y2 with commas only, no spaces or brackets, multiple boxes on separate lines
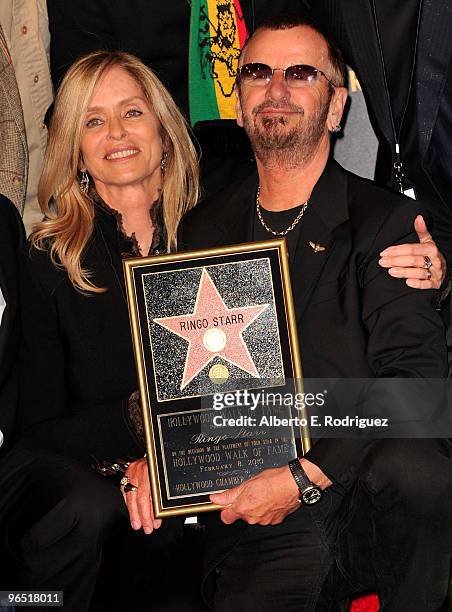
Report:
302,487,323,505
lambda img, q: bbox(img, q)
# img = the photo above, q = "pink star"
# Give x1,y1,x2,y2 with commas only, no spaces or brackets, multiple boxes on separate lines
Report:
154,269,269,390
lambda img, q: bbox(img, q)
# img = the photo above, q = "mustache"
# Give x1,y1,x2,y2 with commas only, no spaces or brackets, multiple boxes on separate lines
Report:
253,100,305,115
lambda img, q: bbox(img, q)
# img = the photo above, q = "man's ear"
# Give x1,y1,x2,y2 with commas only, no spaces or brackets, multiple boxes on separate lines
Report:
327,86,348,132
235,86,244,127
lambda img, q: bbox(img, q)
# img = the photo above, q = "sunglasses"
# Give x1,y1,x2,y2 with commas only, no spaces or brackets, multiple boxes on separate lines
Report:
238,63,336,88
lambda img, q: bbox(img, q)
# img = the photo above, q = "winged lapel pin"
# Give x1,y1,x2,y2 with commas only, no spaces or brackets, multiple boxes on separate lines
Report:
309,241,326,253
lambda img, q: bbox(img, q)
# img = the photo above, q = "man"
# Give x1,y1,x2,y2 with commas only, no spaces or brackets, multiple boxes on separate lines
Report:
179,15,452,610
0,195,25,453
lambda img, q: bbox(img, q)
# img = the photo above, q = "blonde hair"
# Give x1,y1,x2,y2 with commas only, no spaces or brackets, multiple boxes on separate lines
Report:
32,50,199,292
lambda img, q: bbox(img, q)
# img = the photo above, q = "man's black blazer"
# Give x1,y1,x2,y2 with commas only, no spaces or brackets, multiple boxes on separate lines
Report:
180,160,447,488
0,196,25,452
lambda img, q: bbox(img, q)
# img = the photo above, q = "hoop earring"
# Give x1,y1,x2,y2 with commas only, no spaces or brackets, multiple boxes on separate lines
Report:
80,170,90,194
160,151,168,173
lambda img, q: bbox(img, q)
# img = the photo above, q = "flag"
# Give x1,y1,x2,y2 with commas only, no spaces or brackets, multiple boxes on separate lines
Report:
189,0,248,126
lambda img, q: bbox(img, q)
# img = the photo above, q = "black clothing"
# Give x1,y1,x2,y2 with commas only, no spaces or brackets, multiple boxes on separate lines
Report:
182,159,447,486
211,485,342,611
17,202,147,461
0,445,184,612
209,440,452,611
325,439,452,611
0,202,183,609
91,188,165,257
373,0,421,132
180,160,451,609
253,204,305,264
302,0,452,211
0,196,25,453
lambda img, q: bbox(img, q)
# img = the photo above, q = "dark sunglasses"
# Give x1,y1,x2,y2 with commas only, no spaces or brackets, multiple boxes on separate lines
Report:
238,63,336,88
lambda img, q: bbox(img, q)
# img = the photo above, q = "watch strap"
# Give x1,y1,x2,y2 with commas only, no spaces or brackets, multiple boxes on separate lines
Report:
288,458,312,493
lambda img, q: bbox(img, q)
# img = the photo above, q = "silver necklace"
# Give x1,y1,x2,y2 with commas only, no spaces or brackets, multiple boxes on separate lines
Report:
256,186,308,237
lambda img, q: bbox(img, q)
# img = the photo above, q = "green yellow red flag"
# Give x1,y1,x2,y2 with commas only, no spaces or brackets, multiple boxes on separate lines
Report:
189,0,248,126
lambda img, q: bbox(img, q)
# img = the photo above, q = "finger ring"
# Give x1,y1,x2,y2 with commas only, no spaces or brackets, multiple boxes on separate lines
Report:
120,476,138,492
427,270,432,280
424,256,432,270
124,482,138,493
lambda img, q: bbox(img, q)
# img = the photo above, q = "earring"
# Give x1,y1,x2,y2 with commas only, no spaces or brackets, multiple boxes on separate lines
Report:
330,125,341,133
160,151,168,173
80,170,90,194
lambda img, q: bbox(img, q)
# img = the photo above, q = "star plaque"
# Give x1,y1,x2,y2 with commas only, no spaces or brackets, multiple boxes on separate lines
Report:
154,268,269,390
124,240,308,517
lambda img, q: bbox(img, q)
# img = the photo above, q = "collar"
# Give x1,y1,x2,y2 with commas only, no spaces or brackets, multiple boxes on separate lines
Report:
307,158,350,230
92,189,165,257
197,158,350,244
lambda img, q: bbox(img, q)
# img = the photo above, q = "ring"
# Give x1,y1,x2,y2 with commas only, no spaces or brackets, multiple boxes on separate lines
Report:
120,476,138,492
124,482,138,493
427,270,432,280
424,256,432,270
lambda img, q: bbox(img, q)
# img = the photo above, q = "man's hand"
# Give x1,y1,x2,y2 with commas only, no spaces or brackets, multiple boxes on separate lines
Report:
209,460,332,526
379,215,446,289
121,458,162,534
300,458,333,490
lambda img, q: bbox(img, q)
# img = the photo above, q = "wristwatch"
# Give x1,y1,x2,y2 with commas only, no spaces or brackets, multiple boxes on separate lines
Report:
288,458,323,505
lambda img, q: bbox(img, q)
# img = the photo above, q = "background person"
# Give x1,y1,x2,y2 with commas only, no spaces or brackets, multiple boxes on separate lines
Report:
0,196,25,455
301,0,452,210
0,0,53,232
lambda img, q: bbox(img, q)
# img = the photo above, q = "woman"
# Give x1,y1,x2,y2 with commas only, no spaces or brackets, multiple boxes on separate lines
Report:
1,50,199,610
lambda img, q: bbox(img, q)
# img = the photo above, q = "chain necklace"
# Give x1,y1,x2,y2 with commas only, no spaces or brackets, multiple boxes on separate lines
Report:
256,186,308,237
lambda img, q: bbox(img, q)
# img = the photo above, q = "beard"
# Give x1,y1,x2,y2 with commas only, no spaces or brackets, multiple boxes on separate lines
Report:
241,95,331,169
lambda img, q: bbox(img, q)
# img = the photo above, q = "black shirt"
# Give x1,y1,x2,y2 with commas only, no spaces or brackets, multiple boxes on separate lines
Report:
253,203,306,264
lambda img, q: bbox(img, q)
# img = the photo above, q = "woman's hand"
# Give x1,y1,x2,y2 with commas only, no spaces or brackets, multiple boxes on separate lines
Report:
120,458,162,534
379,215,446,289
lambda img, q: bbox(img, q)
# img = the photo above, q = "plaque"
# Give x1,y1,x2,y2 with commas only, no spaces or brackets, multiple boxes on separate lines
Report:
124,240,309,517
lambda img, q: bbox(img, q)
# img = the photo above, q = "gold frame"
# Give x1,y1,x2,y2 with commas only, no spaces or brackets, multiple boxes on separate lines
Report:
124,239,310,518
